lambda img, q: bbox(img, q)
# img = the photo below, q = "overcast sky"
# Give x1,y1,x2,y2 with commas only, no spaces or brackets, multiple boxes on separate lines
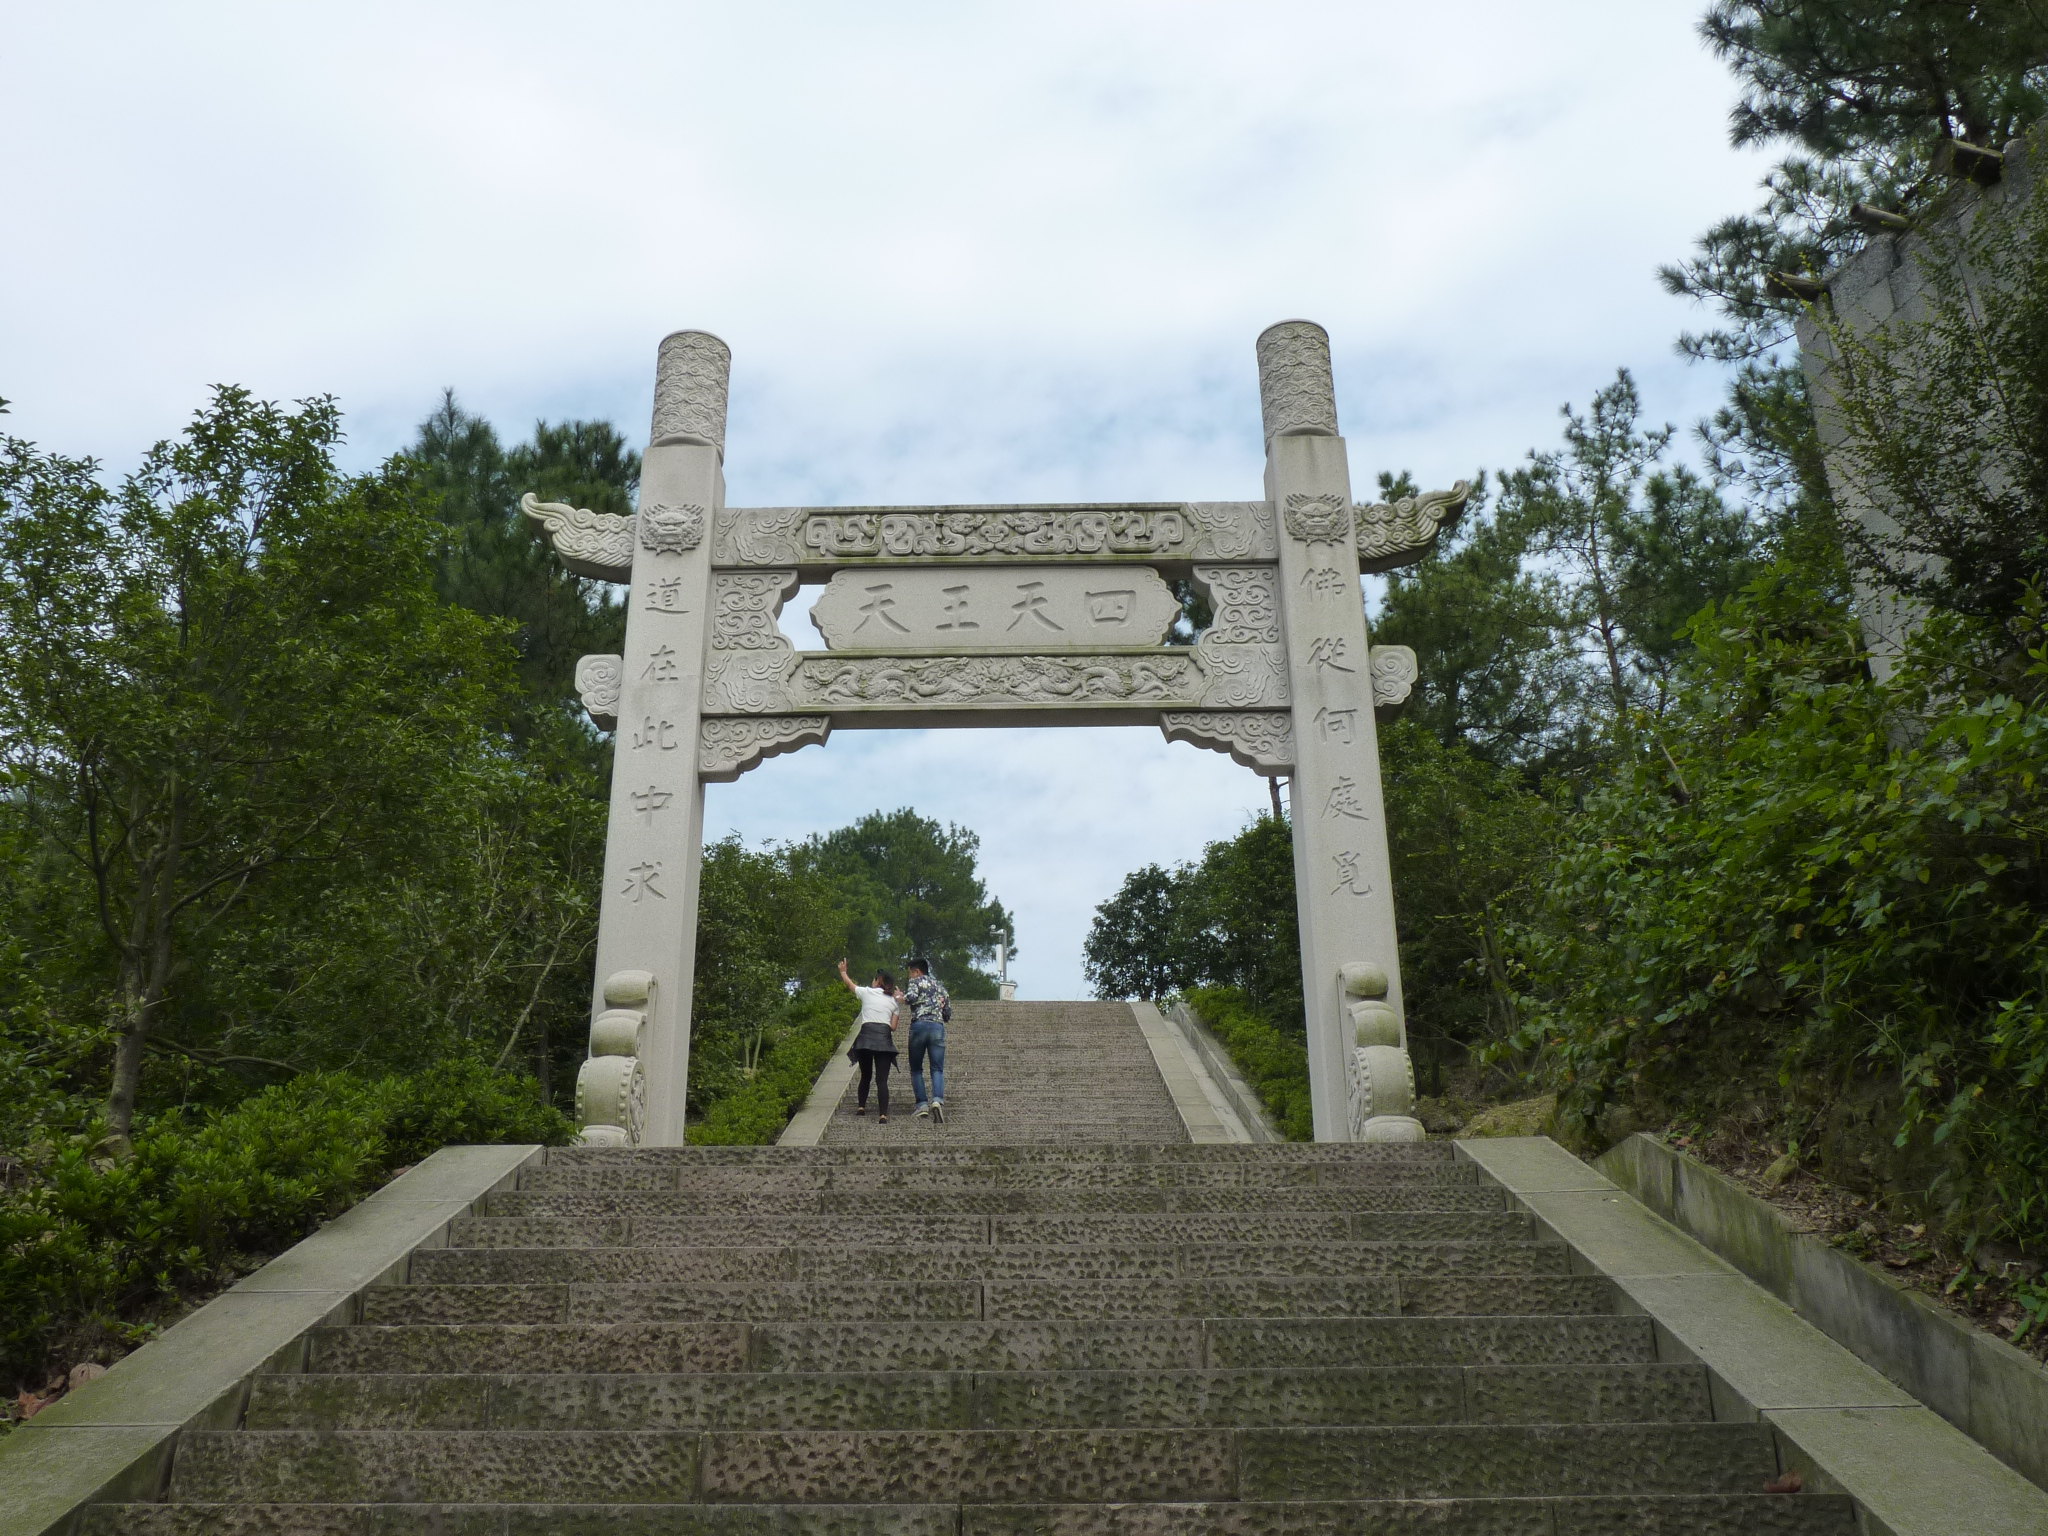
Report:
4,1,1767,998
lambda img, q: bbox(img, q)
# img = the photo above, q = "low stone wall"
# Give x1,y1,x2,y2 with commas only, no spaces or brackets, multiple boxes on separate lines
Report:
0,1143,542,1536
1163,997,1285,1142
1598,1132,2048,1496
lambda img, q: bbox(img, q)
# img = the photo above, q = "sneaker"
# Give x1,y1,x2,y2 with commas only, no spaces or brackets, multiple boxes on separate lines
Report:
930,1099,946,1125
913,1102,931,1118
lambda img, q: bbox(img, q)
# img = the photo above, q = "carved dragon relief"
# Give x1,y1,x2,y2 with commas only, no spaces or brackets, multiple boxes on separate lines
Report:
1160,711,1294,775
521,493,635,583
699,641,1293,715
698,716,831,783
1356,482,1472,573
710,503,1275,568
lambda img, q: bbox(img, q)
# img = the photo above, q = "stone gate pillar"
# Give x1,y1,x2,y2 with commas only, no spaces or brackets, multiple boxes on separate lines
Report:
582,331,730,1146
1258,321,1413,1142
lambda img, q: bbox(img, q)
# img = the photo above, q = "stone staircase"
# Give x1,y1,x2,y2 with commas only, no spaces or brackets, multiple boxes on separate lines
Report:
84,1003,1857,1533
820,999,1190,1144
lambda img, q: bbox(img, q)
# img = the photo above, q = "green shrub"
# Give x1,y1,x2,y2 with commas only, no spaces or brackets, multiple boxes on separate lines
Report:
1183,986,1313,1141
688,985,851,1145
0,1062,572,1393
1505,563,2048,1267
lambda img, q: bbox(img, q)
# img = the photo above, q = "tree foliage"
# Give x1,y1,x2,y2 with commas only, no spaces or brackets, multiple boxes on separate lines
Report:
1667,0,2048,359
0,392,523,1143
793,808,1014,997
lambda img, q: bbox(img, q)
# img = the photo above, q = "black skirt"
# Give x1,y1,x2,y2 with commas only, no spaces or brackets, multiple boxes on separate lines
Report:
849,1020,898,1059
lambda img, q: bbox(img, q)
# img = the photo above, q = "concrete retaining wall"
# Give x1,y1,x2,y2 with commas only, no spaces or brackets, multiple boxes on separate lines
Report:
1599,1132,2048,1495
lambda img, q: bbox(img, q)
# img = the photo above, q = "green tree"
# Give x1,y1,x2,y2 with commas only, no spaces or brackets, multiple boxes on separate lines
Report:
0,390,518,1145
1373,488,1589,774
792,808,1014,996
407,393,628,717
1081,863,1190,1001
1496,371,1766,728
1667,0,2048,361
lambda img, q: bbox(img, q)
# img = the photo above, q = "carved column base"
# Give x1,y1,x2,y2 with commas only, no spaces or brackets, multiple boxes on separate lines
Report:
577,970,654,1145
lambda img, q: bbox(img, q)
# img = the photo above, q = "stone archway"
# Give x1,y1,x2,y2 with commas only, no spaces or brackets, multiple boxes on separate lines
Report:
526,322,1467,1146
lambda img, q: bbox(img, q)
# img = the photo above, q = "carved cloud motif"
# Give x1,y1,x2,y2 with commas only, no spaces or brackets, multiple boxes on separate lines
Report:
1369,645,1420,713
575,654,624,731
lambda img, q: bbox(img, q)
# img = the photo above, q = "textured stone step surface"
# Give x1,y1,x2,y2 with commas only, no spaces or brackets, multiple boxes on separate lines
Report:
248,1363,1714,1430
85,1496,1858,1534
410,1238,1570,1285
818,1000,1191,1144
108,1001,1848,1534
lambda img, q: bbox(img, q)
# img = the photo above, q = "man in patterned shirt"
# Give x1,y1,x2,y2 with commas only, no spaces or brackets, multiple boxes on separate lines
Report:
903,957,950,1122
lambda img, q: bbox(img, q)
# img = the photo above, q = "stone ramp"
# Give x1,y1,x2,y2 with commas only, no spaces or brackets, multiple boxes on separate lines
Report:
818,999,1190,1143
86,1140,1860,1533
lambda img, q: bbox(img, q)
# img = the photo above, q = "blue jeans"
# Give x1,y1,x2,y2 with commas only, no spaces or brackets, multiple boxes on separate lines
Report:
908,1022,946,1104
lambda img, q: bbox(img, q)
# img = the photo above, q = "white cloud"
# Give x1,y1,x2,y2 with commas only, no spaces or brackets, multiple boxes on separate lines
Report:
2,0,1766,995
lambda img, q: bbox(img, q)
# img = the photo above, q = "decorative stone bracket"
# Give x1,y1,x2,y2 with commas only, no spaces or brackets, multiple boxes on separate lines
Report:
698,716,831,782
1356,483,1471,574
1339,960,1425,1142
577,970,652,1145
1160,711,1294,774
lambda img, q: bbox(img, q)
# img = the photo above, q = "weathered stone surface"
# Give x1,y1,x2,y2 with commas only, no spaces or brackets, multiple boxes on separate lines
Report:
960,1498,1854,1535
982,1278,1400,1321
698,1429,1235,1504
971,1367,1463,1429
1462,1364,1712,1424
1207,1316,1657,1369
306,1325,749,1376
1397,1276,1616,1316
573,1281,982,1325
172,1430,699,1503
1236,1423,1777,1499
966,1503,1552,1535
751,1322,1206,1374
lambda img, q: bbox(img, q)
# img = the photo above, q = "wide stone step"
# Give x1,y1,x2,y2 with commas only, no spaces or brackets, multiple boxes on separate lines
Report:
486,1185,1507,1217
515,1161,1481,1192
167,1423,1783,1504
411,1239,1569,1285
308,1315,1657,1376
444,1210,1534,1250
552,1143,1457,1168
247,1362,1711,1431
80,1495,1860,1535
358,1275,1613,1326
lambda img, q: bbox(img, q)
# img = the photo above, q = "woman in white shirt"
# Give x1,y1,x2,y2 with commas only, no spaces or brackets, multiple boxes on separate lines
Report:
837,957,902,1122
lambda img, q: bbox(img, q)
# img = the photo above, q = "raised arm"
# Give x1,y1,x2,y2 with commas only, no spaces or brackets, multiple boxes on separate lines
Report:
836,957,860,996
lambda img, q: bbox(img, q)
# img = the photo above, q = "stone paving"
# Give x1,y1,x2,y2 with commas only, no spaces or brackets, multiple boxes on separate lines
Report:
817,999,1191,1144
86,1001,1858,1532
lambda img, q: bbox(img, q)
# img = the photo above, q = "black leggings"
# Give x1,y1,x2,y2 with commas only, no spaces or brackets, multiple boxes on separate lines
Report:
856,1051,893,1116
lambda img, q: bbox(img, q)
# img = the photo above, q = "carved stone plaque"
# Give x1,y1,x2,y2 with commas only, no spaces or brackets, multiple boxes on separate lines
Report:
809,566,1182,652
